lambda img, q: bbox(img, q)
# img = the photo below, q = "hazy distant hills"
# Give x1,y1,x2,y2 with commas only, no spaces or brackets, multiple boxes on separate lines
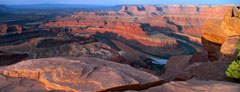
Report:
5,4,123,11
0,5,8,11
0,5,12,16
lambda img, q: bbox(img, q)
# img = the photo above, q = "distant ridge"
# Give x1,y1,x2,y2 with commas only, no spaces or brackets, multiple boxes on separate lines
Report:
5,4,122,10
0,5,8,10
0,5,11,16
3,4,239,10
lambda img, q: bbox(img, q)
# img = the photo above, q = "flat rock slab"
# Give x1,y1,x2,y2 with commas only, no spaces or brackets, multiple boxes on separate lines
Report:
0,57,160,92
141,79,240,92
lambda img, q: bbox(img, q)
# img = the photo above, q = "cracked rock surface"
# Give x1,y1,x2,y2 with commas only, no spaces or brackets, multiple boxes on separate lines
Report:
0,57,161,92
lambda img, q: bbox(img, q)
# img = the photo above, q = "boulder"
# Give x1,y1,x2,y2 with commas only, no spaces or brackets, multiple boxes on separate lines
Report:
140,79,240,92
220,36,240,61
160,55,193,81
161,55,231,81
201,37,222,61
186,61,231,81
201,16,227,45
0,57,161,92
189,52,209,64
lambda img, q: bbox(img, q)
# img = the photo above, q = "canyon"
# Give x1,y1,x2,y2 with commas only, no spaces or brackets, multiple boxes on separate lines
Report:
0,4,240,92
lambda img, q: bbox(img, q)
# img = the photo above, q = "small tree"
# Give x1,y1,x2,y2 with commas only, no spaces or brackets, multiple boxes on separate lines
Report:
226,44,240,79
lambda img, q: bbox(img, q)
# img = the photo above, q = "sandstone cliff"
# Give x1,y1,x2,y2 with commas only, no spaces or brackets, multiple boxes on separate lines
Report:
202,7,240,61
0,25,23,33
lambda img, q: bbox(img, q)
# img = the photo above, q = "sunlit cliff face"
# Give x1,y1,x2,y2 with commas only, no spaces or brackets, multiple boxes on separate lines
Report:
201,7,240,61
0,5,233,60
41,5,229,47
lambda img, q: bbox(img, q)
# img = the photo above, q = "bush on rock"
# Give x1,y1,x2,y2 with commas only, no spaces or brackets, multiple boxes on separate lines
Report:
226,44,240,79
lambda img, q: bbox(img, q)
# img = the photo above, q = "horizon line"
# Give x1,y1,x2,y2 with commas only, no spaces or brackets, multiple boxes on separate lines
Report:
1,3,239,6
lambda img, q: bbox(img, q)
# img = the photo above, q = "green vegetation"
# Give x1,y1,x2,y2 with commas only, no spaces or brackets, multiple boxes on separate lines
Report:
226,44,240,79
226,61,240,78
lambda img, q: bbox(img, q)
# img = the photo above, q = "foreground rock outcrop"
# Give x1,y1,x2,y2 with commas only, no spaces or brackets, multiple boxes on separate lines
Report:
0,57,162,92
140,79,240,92
0,75,46,92
220,36,240,61
161,55,231,82
202,7,240,61
160,55,193,81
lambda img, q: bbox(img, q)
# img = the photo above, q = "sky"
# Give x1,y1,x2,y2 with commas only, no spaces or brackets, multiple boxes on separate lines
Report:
0,0,240,5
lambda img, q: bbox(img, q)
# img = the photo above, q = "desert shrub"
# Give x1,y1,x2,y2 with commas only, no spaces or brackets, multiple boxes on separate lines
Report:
226,60,240,78
226,44,240,79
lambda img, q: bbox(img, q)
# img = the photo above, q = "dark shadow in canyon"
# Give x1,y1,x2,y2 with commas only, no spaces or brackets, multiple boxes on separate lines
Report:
164,17,183,32
137,6,146,11
141,23,202,47
0,30,56,46
93,33,121,51
93,31,196,59
36,35,97,48
0,51,28,66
